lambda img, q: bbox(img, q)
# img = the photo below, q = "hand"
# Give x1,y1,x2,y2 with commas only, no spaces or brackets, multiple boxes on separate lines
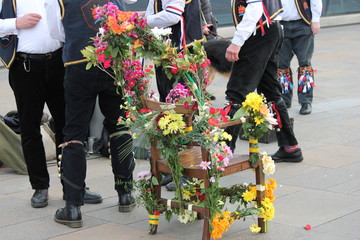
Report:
16,13,42,29
225,43,241,62
311,22,321,35
203,26,210,35
137,11,146,18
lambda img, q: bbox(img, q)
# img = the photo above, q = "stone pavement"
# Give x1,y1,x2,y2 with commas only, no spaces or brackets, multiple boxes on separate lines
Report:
1,24,360,240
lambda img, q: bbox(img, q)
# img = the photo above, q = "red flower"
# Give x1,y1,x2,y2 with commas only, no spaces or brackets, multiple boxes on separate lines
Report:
208,118,219,127
183,101,189,110
103,59,112,68
138,108,152,113
304,224,311,230
97,54,106,62
170,64,178,74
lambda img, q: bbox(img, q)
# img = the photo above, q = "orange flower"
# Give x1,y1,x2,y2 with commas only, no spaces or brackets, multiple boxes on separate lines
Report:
120,21,134,32
133,39,143,49
259,104,270,115
116,10,134,22
107,16,123,34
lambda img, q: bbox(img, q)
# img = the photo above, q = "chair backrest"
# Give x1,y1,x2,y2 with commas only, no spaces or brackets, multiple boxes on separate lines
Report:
140,96,196,128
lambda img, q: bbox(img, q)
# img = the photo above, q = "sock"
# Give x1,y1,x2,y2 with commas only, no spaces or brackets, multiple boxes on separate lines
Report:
284,145,298,152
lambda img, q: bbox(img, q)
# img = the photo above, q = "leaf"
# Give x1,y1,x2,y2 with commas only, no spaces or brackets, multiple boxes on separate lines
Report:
233,107,246,119
151,176,159,186
85,62,93,70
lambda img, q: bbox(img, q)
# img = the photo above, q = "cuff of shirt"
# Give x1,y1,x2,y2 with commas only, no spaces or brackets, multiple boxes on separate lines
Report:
311,16,321,23
231,35,245,47
4,18,18,35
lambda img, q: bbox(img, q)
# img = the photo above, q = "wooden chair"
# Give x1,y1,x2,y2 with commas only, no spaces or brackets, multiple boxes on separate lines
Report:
140,96,266,240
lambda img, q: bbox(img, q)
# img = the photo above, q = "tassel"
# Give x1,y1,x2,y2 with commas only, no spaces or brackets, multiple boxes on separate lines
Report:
278,69,292,94
298,67,315,93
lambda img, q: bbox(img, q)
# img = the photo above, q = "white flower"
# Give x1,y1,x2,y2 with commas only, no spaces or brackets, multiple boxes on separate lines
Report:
178,210,197,223
261,152,276,175
264,113,277,129
151,27,172,39
240,117,246,123
98,27,105,36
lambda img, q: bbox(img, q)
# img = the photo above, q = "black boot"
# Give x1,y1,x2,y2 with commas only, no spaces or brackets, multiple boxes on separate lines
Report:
54,205,83,228
118,193,136,212
271,147,303,163
31,189,48,208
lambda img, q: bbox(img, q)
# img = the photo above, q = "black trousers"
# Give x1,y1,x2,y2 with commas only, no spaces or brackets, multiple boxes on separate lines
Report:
61,63,135,206
9,51,65,190
225,21,298,150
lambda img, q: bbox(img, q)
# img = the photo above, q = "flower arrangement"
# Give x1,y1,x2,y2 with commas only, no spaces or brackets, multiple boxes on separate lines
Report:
233,92,277,164
81,2,278,239
134,170,160,234
81,2,166,97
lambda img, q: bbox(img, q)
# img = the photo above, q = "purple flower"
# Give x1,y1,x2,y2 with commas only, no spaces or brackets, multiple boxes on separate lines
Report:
137,170,152,181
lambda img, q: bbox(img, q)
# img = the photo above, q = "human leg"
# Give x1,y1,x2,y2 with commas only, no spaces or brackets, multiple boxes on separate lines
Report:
278,22,295,108
55,64,99,227
291,21,314,113
225,22,282,152
257,23,303,162
9,57,50,207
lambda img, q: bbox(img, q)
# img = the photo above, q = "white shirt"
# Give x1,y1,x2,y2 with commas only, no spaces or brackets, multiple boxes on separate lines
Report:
145,0,185,29
0,0,62,54
280,0,322,22
232,0,263,47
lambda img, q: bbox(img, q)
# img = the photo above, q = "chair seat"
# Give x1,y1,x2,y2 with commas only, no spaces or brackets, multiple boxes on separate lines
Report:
156,145,251,179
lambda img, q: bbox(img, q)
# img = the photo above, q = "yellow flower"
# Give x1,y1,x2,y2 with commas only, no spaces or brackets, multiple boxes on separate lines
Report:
258,197,275,221
254,116,264,126
242,92,264,112
249,223,261,233
242,189,256,202
221,132,232,141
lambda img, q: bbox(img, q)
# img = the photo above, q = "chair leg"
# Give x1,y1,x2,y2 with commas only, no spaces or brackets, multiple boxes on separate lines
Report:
255,164,266,232
202,208,210,240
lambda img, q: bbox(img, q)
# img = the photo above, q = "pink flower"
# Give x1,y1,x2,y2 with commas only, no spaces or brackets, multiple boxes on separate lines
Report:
103,59,112,68
137,170,152,181
200,161,211,170
97,54,106,62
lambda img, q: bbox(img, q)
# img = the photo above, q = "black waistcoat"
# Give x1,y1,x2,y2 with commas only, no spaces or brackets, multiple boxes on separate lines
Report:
59,0,125,65
296,0,312,25
154,0,203,49
0,0,18,69
232,0,284,29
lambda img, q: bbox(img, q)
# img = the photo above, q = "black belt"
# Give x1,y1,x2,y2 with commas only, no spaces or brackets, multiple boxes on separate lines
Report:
16,48,62,60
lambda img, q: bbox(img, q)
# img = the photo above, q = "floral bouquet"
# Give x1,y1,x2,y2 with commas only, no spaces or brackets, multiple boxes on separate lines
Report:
134,170,160,234
232,92,277,164
81,2,166,98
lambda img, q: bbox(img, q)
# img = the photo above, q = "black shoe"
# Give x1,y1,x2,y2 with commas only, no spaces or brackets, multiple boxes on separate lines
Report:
62,187,102,204
286,101,292,108
54,205,83,228
165,176,189,191
84,188,103,204
31,189,48,208
271,148,303,163
300,103,312,115
160,174,173,186
118,193,136,212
